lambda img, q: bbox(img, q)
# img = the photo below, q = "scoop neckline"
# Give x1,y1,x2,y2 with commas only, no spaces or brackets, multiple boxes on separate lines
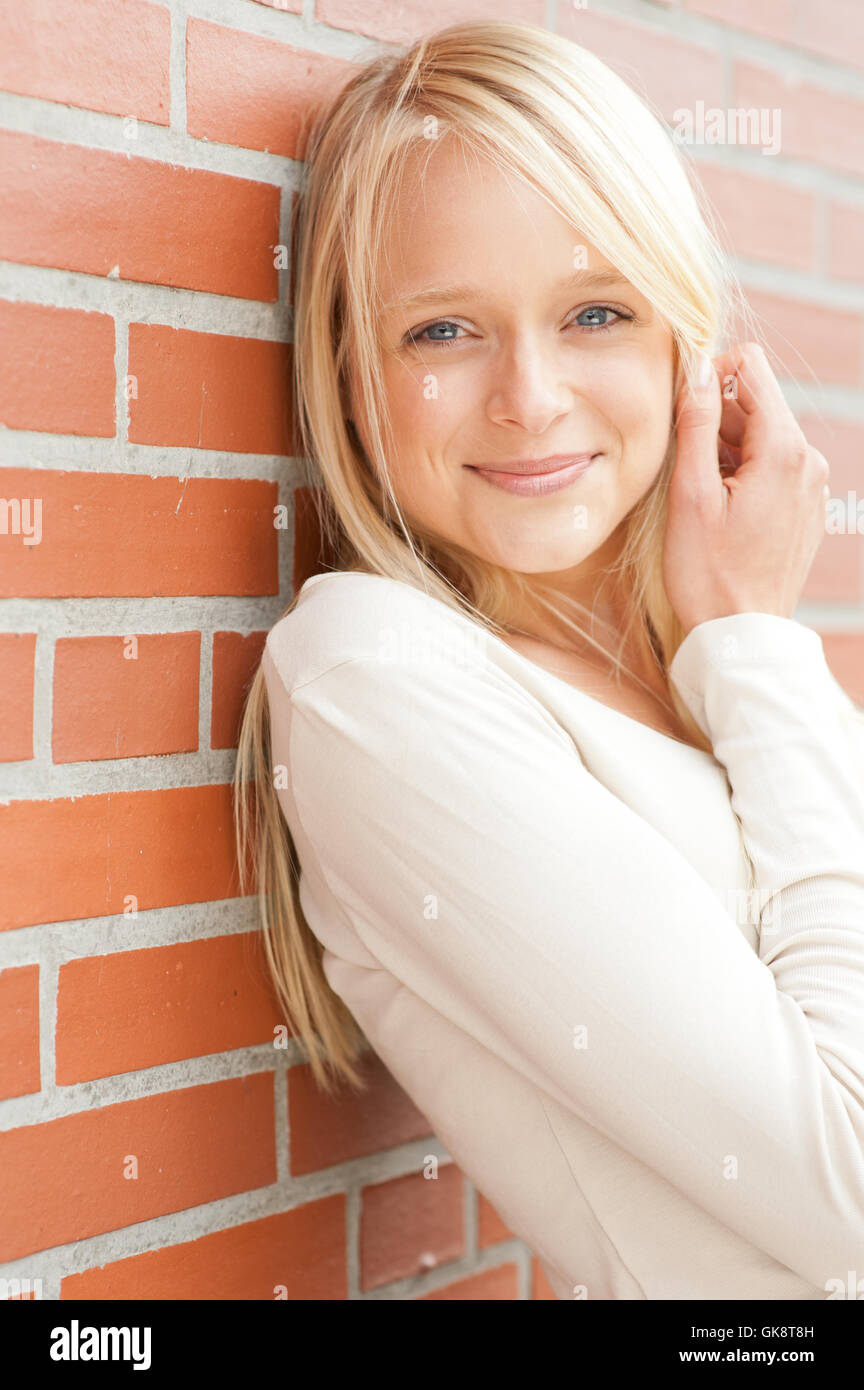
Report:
300,570,708,755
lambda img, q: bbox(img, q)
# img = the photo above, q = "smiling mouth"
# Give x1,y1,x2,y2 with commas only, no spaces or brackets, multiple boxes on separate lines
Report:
466,453,597,476
467,455,599,497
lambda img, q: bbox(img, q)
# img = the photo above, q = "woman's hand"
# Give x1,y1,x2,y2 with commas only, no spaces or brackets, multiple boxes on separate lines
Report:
663,342,831,638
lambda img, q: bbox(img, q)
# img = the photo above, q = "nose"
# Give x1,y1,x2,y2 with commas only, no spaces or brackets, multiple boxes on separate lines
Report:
486,331,575,434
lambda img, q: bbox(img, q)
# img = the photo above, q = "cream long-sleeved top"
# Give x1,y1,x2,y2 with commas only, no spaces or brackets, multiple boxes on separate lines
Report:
261,568,864,1301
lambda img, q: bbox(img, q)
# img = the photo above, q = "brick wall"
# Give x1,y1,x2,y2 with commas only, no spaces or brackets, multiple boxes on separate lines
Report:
1,0,862,1302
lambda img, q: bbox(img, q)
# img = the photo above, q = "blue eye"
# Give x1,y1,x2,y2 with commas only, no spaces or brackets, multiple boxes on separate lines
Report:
403,304,632,350
405,320,465,348
574,305,627,333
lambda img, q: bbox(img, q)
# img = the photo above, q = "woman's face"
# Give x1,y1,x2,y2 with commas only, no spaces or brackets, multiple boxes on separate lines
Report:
351,137,677,590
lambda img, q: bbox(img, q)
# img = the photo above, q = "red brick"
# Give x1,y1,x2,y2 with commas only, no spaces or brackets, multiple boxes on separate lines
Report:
211,630,268,750
477,1191,514,1247
0,1073,276,1261
419,1263,519,1299
804,531,862,603
0,302,115,436
559,8,725,120
316,0,544,45
61,1197,346,1300
0,0,169,124
0,470,278,600
186,19,356,161
735,62,864,181
687,0,864,74
794,0,864,73
53,633,200,762
0,784,250,932
56,933,284,1083
803,437,864,603
0,965,40,1100
732,287,863,388
360,1163,464,1291
685,0,806,47
292,485,333,591
820,631,864,707
0,131,279,301
289,1050,432,1175
0,634,36,762
828,201,864,286
532,1256,559,1300
794,416,864,495
128,324,294,455
696,162,814,271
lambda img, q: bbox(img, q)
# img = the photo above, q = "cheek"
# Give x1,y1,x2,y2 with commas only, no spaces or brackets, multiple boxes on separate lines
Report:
352,366,430,485
365,370,445,505
609,361,674,450
395,382,436,439
387,367,466,462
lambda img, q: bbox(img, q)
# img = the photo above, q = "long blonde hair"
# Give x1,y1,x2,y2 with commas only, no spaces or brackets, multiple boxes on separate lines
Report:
233,20,764,1096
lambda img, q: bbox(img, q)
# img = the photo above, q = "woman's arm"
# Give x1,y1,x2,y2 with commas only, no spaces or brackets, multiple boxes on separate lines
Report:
670,612,864,978
267,608,864,1291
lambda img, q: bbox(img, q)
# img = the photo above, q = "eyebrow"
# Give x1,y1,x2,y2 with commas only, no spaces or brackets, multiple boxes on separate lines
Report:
381,269,631,315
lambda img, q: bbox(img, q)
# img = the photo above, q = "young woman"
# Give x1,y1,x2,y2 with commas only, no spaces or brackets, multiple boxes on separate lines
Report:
234,21,864,1300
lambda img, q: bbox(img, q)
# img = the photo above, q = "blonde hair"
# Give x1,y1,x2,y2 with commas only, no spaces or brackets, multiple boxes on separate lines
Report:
234,20,764,1096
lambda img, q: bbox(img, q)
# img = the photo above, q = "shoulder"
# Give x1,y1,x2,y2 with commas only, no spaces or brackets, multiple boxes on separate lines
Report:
264,570,496,697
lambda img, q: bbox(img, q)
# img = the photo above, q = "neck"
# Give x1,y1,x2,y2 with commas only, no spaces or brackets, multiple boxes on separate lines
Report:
497,537,672,706
500,526,634,659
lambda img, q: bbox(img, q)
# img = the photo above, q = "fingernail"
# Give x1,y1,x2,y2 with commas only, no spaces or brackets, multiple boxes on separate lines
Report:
696,352,714,388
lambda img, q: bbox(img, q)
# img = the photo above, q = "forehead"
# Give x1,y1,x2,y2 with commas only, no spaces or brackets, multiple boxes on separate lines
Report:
374,138,629,314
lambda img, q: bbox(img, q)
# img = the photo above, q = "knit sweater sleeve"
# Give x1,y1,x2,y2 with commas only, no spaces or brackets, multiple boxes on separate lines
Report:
264,604,864,1291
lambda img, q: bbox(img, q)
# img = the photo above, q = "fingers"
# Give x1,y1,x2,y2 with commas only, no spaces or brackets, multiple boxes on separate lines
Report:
711,355,748,450
672,351,725,503
698,343,811,485
723,343,793,421
675,349,746,451
672,341,813,502
706,344,803,456
718,438,741,476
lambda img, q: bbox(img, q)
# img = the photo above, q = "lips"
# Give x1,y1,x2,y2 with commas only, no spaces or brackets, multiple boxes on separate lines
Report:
468,454,599,498
467,453,596,476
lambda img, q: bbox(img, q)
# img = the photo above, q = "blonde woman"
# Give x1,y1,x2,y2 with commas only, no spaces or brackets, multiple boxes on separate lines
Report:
234,22,864,1300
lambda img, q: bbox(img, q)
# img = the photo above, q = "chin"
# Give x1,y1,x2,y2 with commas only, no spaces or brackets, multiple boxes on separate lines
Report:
481,537,602,575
